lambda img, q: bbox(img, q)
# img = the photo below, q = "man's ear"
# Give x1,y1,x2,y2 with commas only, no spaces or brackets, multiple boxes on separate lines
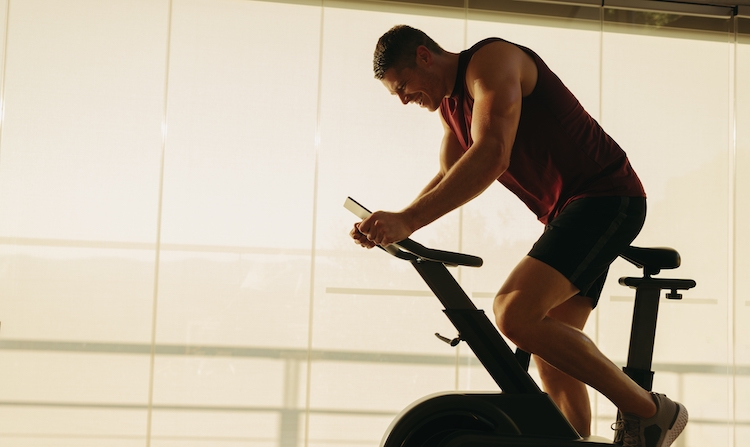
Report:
415,45,433,67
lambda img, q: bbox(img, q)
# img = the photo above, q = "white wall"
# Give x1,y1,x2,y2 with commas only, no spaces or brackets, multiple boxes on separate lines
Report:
0,1,746,446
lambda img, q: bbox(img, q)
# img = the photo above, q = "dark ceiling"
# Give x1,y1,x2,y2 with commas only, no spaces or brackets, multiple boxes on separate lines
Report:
662,0,749,6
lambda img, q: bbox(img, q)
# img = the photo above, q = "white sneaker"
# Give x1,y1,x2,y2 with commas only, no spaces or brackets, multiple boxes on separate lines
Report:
612,393,688,447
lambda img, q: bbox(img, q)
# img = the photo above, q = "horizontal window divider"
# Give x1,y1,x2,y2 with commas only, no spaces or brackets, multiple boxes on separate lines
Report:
474,293,719,304
603,0,734,18
1,400,749,428
0,236,313,256
338,0,736,18
608,295,718,305
0,433,278,443
0,339,457,365
325,286,433,297
0,400,397,416
510,0,602,6
2,339,749,374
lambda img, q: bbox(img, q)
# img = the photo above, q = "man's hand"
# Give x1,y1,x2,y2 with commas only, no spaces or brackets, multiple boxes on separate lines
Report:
350,222,377,249
351,211,414,248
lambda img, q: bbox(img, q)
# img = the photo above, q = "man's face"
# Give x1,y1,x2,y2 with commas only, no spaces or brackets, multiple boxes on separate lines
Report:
381,65,441,112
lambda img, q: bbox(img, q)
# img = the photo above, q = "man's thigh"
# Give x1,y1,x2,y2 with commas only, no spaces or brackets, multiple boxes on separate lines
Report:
547,294,594,329
495,255,580,322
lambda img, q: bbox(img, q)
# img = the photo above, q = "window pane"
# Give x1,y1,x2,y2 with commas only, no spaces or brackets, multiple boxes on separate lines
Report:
0,0,168,443
312,4,465,445
598,10,733,442
734,15,750,439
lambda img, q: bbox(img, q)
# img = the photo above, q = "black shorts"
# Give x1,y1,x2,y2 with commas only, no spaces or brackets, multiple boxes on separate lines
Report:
528,196,646,307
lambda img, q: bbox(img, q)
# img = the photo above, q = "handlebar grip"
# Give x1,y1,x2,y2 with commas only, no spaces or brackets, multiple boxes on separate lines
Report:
345,197,483,268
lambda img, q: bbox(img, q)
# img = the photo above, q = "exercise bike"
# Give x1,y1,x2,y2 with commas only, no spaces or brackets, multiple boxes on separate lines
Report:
345,197,696,447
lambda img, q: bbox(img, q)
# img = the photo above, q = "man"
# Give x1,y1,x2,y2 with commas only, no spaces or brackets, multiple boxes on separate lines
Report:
350,25,688,447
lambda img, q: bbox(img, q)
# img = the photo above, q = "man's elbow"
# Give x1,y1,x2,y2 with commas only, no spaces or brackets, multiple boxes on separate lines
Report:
494,153,510,178
485,145,511,179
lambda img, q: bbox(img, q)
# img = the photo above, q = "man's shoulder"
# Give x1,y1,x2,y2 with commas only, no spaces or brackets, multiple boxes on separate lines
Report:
468,39,535,71
465,40,538,94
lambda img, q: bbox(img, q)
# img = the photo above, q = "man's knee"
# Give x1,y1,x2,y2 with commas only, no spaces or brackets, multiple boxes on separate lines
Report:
493,293,536,351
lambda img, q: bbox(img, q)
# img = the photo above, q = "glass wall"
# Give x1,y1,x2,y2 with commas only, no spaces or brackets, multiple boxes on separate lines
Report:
153,1,321,445
598,9,734,446
0,0,169,445
311,4,464,446
733,9,750,446
0,1,745,446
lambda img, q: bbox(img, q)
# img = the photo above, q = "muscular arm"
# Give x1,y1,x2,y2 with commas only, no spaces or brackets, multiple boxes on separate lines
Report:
403,42,534,232
357,42,537,247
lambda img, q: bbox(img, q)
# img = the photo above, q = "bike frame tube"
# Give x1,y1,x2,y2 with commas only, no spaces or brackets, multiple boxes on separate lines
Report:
410,259,542,394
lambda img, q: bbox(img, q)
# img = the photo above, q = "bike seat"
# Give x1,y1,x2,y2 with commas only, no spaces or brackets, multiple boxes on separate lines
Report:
620,246,681,272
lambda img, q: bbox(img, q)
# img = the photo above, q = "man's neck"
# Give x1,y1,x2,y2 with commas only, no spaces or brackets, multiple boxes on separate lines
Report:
441,52,460,98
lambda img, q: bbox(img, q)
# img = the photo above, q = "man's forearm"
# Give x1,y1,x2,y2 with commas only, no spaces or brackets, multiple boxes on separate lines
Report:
404,140,509,232
412,173,444,205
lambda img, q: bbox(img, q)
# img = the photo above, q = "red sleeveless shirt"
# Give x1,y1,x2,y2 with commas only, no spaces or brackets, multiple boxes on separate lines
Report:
440,38,645,224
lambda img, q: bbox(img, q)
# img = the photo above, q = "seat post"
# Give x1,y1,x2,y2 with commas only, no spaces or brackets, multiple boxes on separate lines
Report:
623,285,662,391
618,246,696,391
618,271,695,391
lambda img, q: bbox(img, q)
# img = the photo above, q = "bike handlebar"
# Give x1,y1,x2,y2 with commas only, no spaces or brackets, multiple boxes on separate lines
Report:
344,197,484,268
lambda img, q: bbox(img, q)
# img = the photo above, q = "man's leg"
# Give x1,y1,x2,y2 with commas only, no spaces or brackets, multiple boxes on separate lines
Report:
533,295,594,437
493,256,657,419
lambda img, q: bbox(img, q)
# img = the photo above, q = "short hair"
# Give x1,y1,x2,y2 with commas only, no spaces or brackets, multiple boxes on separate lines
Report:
373,25,444,80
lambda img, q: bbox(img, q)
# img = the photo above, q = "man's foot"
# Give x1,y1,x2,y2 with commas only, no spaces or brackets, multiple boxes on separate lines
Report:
612,393,688,447
613,410,624,445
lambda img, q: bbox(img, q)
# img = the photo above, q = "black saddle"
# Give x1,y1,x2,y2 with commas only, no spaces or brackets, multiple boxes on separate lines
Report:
620,246,680,275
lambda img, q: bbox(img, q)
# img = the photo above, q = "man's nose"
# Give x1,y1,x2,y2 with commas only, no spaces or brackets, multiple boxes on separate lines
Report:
398,92,409,105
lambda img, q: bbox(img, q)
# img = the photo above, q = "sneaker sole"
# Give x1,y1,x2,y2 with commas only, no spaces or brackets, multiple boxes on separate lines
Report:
662,403,689,447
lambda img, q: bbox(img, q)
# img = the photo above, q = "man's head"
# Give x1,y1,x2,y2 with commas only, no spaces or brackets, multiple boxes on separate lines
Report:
373,25,444,80
373,25,449,112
